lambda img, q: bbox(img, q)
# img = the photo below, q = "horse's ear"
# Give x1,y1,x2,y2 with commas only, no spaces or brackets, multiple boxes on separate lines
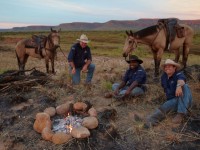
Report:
126,30,130,36
130,30,133,36
51,28,53,32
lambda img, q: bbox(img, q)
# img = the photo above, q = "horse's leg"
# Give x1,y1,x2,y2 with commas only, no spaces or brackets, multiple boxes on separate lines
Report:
50,58,55,74
18,54,29,75
153,49,163,78
45,58,49,73
182,44,189,69
174,49,180,63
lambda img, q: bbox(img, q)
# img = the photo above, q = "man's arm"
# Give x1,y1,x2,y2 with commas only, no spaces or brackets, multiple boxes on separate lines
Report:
125,81,139,96
176,79,185,97
82,59,91,72
114,81,126,95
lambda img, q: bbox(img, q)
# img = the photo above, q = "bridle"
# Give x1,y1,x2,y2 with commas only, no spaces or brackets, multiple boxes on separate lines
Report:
124,36,138,61
45,32,60,51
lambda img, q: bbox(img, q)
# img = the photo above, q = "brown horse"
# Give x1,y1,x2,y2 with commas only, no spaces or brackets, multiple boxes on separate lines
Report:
15,28,60,74
123,23,194,77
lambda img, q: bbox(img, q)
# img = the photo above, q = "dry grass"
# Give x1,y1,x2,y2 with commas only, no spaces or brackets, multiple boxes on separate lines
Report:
0,31,200,149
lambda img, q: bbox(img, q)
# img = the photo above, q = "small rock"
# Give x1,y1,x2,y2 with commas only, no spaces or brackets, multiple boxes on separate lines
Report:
42,127,54,141
52,132,72,144
33,112,51,133
71,126,90,138
82,116,98,129
44,107,56,117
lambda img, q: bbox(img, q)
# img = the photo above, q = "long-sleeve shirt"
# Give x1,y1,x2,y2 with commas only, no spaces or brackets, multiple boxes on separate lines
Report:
161,71,186,100
68,43,92,68
123,65,146,86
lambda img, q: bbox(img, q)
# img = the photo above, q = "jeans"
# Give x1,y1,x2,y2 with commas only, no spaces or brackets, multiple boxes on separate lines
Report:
69,63,95,84
159,84,192,115
112,83,145,97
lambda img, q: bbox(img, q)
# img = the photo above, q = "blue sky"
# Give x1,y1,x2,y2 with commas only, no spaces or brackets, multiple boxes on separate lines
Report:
0,0,200,29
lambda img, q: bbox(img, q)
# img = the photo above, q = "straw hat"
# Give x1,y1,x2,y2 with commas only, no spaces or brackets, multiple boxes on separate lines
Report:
126,55,143,64
77,34,90,43
161,59,180,70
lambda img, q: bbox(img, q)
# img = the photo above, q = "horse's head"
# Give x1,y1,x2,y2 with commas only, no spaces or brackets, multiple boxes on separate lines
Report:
122,30,137,58
48,28,61,49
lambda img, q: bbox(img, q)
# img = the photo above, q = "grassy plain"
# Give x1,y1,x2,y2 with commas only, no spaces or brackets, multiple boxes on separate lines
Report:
0,31,200,149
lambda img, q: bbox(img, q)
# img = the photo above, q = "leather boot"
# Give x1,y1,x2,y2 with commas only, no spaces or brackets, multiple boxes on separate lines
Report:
144,109,165,128
104,92,113,98
172,113,184,124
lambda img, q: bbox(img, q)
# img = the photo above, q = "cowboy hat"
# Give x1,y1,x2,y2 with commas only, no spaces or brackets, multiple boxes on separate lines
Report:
126,55,143,64
77,34,90,43
161,59,180,70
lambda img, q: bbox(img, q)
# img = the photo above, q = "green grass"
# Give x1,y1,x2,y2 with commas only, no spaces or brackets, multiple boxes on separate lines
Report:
1,30,200,58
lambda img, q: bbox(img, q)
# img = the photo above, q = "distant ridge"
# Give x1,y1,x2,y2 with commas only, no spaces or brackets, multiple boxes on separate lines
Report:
1,19,200,32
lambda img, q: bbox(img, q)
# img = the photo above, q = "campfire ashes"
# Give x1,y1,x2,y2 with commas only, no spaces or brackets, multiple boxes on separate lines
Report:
33,101,99,144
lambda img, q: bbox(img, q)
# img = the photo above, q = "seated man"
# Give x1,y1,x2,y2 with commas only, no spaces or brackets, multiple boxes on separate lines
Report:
105,55,146,99
144,59,192,128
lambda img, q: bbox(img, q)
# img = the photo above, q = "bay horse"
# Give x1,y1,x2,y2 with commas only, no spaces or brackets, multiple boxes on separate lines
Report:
15,28,60,74
123,23,194,77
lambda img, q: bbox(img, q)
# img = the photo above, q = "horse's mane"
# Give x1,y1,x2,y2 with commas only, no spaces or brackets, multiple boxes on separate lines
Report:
134,25,158,38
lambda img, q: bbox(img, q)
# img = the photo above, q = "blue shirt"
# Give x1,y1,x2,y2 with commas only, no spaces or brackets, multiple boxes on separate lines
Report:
68,43,92,68
161,71,186,100
123,65,146,86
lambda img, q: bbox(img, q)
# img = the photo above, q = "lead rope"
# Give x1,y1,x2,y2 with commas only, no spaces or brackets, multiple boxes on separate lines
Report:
59,46,67,58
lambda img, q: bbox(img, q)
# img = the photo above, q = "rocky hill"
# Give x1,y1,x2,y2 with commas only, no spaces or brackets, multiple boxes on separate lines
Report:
1,19,200,31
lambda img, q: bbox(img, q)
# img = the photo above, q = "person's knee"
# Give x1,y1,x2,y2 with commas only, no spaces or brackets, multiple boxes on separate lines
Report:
112,83,119,90
89,64,95,70
183,84,192,95
72,76,80,84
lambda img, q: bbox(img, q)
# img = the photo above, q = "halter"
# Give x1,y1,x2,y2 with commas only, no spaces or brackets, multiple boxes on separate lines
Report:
45,33,60,51
124,37,138,62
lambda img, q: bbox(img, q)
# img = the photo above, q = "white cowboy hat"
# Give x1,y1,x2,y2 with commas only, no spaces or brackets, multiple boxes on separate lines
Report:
77,34,90,43
161,59,180,70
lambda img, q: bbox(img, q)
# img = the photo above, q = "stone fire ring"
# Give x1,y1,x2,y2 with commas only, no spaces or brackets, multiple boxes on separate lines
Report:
33,101,98,144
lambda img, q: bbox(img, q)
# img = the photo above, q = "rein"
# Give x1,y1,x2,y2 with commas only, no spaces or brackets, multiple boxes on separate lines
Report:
59,46,67,58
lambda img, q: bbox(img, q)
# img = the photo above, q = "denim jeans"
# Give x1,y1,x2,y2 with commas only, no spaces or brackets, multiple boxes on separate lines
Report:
159,84,192,115
69,63,95,84
112,83,145,97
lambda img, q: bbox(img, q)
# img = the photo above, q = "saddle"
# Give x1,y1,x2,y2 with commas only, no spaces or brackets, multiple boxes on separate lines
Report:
25,35,47,57
158,18,185,50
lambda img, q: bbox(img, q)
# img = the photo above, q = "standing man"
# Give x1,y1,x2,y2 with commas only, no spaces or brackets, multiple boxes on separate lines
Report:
68,34,95,85
105,55,146,99
145,59,192,128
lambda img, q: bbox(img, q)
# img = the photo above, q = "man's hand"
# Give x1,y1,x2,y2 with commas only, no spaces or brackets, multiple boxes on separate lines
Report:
124,89,131,96
71,67,76,74
82,65,88,73
176,86,183,97
114,89,119,96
